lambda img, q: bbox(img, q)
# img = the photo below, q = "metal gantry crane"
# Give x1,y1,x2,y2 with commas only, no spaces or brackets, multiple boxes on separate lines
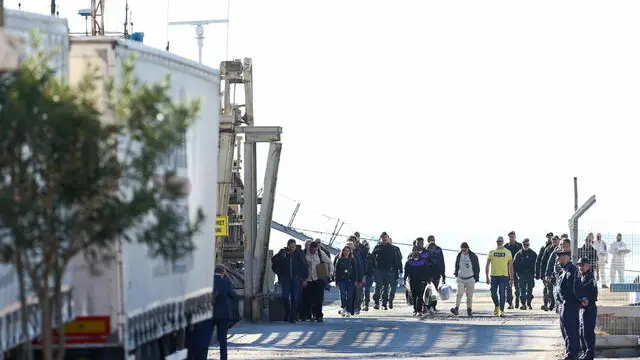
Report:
90,0,105,35
215,58,284,321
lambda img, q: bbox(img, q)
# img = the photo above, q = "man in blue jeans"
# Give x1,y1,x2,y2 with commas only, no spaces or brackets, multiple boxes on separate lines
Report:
272,239,308,323
485,236,514,317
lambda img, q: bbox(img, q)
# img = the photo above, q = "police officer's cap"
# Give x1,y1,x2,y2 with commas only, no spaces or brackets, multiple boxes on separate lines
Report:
556,250,571,258
522,238,530,244
546,232,554,237
577,257,590,265
214,264,226,274
508,231,516,236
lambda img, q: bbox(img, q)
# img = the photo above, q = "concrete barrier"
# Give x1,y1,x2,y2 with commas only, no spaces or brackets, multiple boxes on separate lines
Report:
596,306,640,336
596,334,640,349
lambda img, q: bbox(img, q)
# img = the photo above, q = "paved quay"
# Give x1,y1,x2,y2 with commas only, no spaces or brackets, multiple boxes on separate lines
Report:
209,289,565,359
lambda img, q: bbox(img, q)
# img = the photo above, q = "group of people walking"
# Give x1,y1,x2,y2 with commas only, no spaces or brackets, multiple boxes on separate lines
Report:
270,230,630,360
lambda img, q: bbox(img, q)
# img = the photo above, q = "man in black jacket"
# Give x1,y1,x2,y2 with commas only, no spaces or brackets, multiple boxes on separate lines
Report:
427,235,446,288
576,235,598,273
538,234,559,311
451,242,480,317
504,231,523,309
372,232,400,310
513,238,537,310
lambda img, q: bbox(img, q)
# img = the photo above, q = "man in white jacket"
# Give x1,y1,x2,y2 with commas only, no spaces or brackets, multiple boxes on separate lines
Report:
592,233,608,288
609,233,630,284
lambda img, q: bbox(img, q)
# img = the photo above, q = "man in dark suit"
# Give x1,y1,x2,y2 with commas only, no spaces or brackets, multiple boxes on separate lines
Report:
210,264,238,360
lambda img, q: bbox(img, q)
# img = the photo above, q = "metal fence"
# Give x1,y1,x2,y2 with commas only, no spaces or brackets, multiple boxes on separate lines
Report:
573,228,640,339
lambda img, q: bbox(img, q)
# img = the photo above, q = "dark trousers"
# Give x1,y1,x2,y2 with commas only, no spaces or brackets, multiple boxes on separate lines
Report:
305,279,325,319
211,319,229,360
580,306,597,360
490,276,508,310
338,280,355,313
373,270,394,305
506,276,520,306
363,275,374,306
410,280,426,313
281,279,301,322
544,278,556,309
352,283,363,313
517,273,534,305
560,302,581,358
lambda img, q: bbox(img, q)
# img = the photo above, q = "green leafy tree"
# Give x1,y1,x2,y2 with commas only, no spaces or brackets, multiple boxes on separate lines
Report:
0,38,205,360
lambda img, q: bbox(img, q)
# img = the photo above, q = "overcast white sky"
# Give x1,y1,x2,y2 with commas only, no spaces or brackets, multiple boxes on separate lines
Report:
7,0,640,254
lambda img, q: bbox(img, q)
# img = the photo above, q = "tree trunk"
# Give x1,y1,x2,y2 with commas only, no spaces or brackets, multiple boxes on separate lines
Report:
16,255,34,360
53,269,66,360
38,278,54,360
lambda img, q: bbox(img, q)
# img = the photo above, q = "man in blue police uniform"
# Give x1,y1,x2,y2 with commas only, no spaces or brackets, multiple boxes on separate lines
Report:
555,250,588,360
577,257,598,360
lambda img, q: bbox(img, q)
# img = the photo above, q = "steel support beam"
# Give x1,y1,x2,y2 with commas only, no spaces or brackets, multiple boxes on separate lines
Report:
568,195,596,262
242,141,257,320
253,142,282,320
215,130,236,265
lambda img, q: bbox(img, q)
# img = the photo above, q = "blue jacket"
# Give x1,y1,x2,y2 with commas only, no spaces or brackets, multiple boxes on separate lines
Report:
579,268,598,308
213,274,239,319
274,248,308,281
404,258,429,282
555,262,586,307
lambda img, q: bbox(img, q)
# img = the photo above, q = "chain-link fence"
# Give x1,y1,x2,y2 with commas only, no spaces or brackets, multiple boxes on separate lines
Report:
573,227,640,339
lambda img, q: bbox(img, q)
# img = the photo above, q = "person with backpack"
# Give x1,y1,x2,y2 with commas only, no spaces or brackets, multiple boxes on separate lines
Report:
271,239,308,323
300,241,333,322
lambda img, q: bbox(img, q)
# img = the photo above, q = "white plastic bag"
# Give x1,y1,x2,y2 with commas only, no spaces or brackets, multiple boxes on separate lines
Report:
439,284,452,301
423,283,438,307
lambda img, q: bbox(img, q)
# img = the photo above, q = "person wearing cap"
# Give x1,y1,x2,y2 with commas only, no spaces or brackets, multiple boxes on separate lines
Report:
372,232,400,310
451,242,480,317
513,238,537,310
536,233,554,307
555,250,587,360
539,235,560,311
577,257,598,360
486,236,514,317
204,264,239,360
546,238,572,283
504,231,523,309
576,234,598,281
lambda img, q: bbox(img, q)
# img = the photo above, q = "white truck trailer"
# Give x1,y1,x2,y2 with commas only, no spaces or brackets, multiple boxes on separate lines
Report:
0,9,74,357
64,37,220,360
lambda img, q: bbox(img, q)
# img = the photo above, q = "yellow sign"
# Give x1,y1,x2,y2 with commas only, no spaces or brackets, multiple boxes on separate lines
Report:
216,216,229,236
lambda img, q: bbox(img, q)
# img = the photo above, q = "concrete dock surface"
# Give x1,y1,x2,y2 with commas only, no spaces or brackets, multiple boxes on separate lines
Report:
209,289,574,359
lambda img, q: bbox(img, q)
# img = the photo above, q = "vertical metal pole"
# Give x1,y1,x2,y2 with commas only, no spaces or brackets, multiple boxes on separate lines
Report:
572,177,579,261
254,142,282,320
242,141,257,320
216,132,235,265
0,0,5,27
574,177,578,211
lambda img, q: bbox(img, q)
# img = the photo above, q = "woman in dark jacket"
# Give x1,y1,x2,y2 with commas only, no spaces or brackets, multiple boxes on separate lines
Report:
335,246,357,317
404,247,429,316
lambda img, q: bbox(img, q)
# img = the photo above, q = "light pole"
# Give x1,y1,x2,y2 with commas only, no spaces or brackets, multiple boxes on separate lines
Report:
167,19,227,64
78,9,91,36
